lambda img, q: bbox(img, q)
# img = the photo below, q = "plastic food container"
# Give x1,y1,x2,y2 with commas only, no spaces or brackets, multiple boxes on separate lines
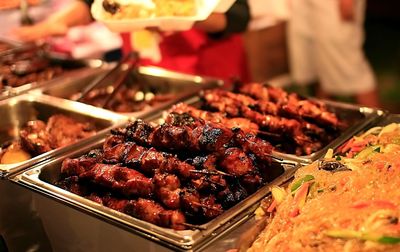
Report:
91,0,233,32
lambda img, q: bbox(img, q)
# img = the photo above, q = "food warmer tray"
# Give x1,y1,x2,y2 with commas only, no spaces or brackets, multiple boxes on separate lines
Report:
0,48,105,100
29,65,223,119
15,128,300,251
177,95,386,164
374,113,400,125
0,94,127,179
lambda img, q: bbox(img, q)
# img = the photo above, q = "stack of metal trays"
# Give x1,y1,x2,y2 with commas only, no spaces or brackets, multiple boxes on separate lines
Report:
13,100,383,251
0,94,127,179
0,41,104,100
4,63,387,250
30,65,223,118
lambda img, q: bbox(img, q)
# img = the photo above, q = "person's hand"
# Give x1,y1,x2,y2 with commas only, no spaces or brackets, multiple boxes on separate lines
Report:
11,21,69,42
339,0,354,22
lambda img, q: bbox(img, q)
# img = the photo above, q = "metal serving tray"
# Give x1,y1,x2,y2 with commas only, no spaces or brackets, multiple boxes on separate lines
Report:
177,95,386,164
375,113,400,125
287,100,385,163
0,94,127,178
30,65,223,119
1,58,104,100
16,135,299,251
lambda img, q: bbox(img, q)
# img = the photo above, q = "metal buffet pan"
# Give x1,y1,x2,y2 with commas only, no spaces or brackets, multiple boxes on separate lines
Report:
375,113,400,125
30,65,223,119
16,135,299,251
178,95,386,164
0,58,107,100
0,94,127,178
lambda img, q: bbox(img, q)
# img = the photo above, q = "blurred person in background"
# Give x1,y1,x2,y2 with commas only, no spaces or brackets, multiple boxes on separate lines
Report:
287,0,381,107
13,0,251,84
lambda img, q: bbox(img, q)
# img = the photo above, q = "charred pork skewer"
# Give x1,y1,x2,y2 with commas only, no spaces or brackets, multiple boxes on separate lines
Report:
58,176,187,230
79,164,155,198
91,195,187,230
202,89,324,137
61,149,103,177
119,120,273,176
201,90,321,154
101,137,230,193
169,103,259,134
168,104,281,138
239,82,341,128
63,158,226,216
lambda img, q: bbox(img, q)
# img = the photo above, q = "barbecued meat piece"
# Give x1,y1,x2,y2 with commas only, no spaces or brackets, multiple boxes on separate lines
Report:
169,103,259,134
153,173,181,209
80,164,154,198
56,176,88,196
61,149,103,177
124,120,154,145
217,186,248,209
239,83,342,128
103,134,125,150
46,114,96,148
131,198,187,230
86,193,187,230
219,147,254,176
103,142,129,164
19,120,53,155
200,195,224,219
18,114,96,157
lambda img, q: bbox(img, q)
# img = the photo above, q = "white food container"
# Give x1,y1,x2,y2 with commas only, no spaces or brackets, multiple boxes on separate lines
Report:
91,0,234,32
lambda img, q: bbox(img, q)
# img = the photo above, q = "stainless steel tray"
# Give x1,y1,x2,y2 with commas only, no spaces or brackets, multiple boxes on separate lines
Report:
375,113,400,125
0,94,127,178
175,96,386,164
286,100,385,163
16,135,299,251
1,59,104,100
30,65,223,119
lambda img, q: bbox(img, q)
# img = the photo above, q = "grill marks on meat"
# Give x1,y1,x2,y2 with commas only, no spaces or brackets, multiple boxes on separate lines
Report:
57,177,187,230
239,82,342,128
18,114,96,156
80,164,154,198
170,103,259,134
61,149,103,177
200,87,342,155
59,116,274,229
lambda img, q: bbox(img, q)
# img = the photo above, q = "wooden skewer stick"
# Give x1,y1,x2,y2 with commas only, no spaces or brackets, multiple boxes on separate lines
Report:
189,169,234,177
254,130,281,138
191,201,223,212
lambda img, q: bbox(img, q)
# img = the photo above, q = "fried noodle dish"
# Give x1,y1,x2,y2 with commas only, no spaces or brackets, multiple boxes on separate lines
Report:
249,123,400,251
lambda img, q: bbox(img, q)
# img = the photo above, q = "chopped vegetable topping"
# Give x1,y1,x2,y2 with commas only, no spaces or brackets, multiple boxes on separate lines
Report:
325,229,400,244
291,175,315,193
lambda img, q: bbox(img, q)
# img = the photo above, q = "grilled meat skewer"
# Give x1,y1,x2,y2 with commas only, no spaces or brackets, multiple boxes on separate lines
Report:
238,83,341,128
169,103,259,134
